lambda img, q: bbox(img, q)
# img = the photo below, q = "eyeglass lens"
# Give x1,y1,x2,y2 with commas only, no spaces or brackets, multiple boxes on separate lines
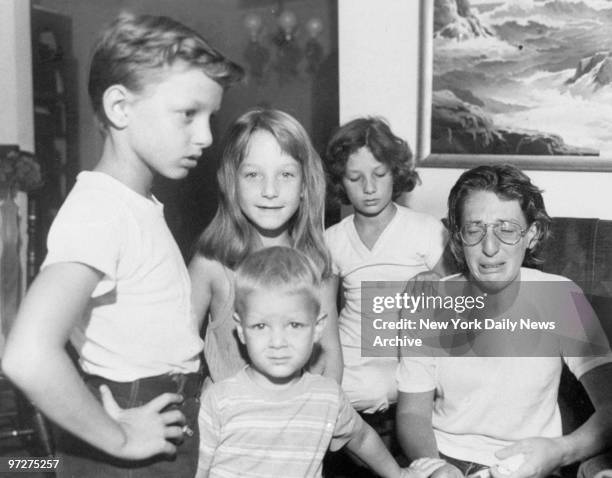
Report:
460,222,524,246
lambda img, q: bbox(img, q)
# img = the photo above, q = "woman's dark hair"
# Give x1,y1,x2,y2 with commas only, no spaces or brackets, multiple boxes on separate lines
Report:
325,117,420,205
447,164,552,273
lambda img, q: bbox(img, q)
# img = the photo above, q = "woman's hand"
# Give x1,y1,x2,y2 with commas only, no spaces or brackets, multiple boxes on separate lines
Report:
400,457,446,478
490,437,564,478
430,462,464,478
404,271,442,299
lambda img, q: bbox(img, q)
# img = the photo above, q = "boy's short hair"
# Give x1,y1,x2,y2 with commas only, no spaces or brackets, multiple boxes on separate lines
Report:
88,12,244,127
234,247,322,318
325,116,420,205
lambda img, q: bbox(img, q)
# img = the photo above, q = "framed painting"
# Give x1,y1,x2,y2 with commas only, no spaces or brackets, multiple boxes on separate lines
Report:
416,0,612,171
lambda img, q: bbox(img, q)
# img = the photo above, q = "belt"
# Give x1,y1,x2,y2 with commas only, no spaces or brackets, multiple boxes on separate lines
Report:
83,371,204,400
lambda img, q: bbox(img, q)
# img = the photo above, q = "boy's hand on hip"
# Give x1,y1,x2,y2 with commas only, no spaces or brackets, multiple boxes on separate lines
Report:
99,385,186,459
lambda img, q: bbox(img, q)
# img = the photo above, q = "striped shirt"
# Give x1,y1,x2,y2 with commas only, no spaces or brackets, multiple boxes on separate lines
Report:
197,368,363,477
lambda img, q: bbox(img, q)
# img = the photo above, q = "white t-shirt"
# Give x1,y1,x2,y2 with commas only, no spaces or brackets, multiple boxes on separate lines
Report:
324,204,447,366
397,268,612,466
43,172,203,381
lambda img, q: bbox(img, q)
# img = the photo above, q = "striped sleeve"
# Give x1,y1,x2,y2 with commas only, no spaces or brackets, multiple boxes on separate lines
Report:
197,386,222,477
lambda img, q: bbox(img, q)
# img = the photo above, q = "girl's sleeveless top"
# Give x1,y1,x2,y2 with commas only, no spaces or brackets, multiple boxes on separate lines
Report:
203,273,248,382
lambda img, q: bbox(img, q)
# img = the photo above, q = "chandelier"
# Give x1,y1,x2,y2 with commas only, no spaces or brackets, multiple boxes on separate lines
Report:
242,3,325,85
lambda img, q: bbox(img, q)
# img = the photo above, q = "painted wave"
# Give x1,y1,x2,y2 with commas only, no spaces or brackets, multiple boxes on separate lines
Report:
432,0,612,155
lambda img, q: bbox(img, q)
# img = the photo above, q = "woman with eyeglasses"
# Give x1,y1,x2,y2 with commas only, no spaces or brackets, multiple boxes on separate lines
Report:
395,164,612,478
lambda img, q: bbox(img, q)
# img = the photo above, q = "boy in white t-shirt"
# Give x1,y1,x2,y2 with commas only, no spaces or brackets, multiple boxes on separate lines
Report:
2,12,242,477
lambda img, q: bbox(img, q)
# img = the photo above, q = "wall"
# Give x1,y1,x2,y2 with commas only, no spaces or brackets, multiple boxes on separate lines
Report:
338,0,612,220
0,1,34,149
0,0,34,353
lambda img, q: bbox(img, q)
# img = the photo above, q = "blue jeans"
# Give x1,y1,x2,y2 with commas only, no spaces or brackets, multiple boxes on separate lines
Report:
440,453,561,478
440,453,490,477
54,371,202,478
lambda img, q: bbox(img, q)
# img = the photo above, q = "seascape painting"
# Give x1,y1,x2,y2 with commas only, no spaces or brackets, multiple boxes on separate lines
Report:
428,0,612,165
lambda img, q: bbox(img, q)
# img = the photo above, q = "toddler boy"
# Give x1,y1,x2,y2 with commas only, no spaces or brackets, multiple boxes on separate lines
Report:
196,246,444,478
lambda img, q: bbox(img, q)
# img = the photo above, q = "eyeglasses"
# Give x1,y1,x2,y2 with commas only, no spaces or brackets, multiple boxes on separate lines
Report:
459,221,529,246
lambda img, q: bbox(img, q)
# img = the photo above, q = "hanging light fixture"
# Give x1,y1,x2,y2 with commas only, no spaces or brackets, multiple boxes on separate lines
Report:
242,2,325,84
243,12,270,80
304,17,324,74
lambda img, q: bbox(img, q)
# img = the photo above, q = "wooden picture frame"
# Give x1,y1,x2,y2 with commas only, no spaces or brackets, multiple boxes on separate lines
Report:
416,0,612,171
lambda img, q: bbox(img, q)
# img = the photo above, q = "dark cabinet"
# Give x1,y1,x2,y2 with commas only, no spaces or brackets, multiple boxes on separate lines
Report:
30,6,78,276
